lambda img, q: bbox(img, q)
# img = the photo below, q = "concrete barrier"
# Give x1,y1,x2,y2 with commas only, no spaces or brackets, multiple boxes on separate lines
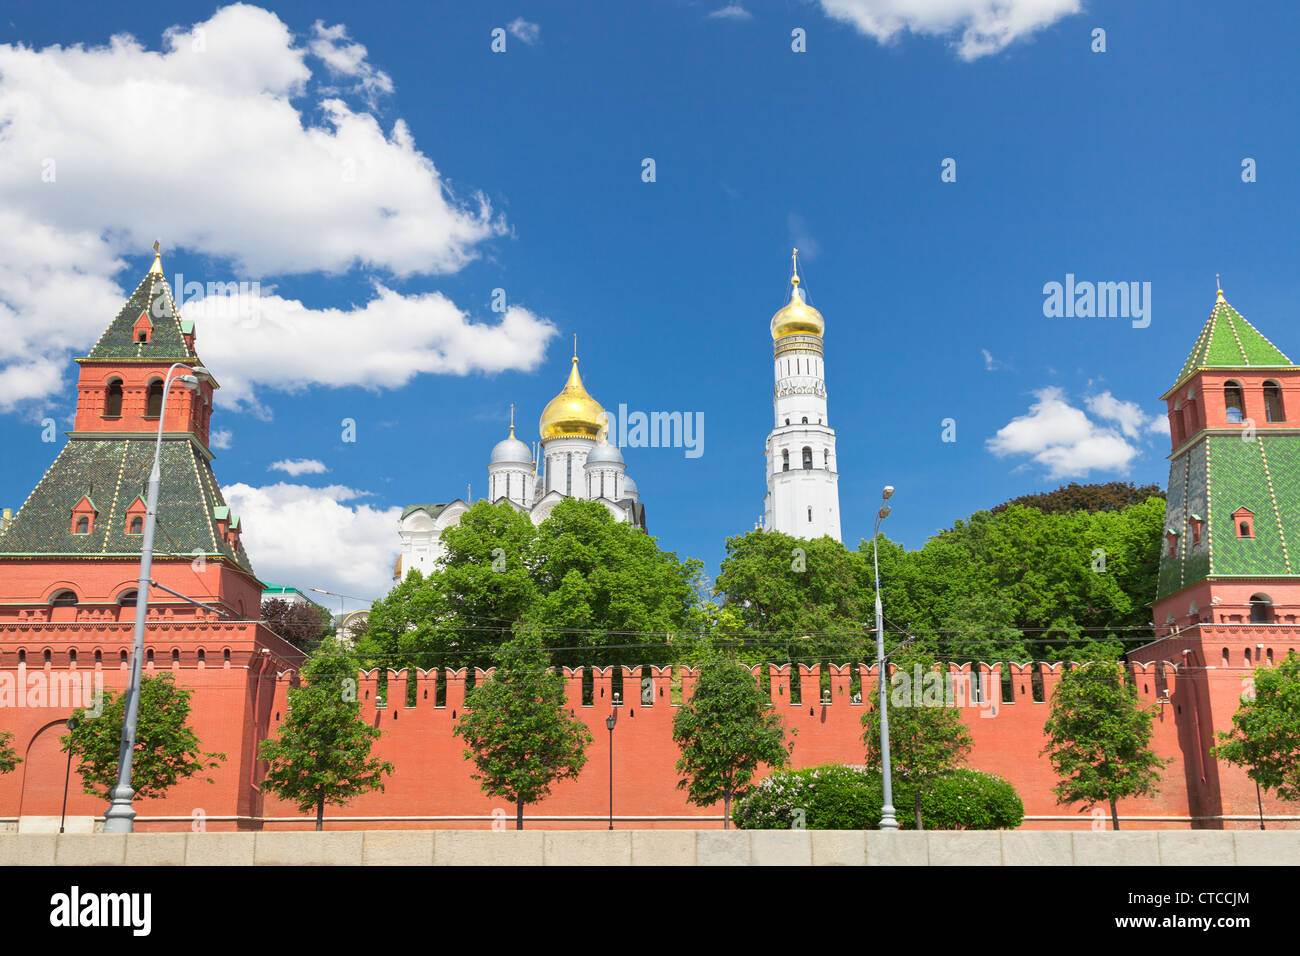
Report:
1,829,1295,865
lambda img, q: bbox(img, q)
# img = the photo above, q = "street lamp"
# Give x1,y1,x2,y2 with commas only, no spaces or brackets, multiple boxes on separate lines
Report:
60,716,80,834
102,363,206,833
605,707,618,830
872,485,899,831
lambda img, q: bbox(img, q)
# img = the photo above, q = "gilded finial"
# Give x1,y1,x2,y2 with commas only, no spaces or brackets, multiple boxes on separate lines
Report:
509,402,515,437
1216,273,1225,303
148,239,163,275
791,248,800,287
573,333,578,363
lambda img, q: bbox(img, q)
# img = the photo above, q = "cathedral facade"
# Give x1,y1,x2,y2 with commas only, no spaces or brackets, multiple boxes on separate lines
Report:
395,356,646,579
763,251,842,541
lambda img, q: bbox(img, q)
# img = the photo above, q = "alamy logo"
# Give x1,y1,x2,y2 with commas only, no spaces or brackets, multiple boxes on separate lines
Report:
609,404,704,459
0,664,103,717
49,886,151,936
1042,274,1151,328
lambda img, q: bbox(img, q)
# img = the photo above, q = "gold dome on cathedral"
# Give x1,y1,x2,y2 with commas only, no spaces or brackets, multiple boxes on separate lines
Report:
770,249,824,340
539,356,606,440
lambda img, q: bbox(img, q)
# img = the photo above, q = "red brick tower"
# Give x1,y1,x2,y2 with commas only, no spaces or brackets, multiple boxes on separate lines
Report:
1131,281,1300,828
0,247,301,832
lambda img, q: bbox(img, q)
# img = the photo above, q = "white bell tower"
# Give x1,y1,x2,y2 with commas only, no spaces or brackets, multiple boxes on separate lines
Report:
763,250,841,541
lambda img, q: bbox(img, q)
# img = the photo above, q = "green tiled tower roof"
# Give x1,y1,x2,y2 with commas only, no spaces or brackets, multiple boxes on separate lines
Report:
0,437,256,574
80,252,197,364
1157,287,1300,599
1168,289,1292,394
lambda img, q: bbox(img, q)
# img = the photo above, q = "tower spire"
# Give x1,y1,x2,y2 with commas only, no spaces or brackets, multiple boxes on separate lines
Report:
509,402,515,437
1216,273,1225,303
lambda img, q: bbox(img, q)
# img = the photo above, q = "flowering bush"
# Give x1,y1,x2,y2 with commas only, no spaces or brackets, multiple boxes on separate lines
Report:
731,764,1023,830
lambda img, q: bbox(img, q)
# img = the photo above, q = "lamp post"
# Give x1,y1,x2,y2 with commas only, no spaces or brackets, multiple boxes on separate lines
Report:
605,706,618,830
102,363,206,833
872,485,898,831
59,716,80,834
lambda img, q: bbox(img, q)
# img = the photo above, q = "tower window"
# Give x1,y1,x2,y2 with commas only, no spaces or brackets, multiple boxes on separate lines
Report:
1250,594,1273,624
1224,381,1245,424
1235,508,1255,538
118,590,138,607
1264,381,1286,423
823,450,829,468
782,449,789,471
74,516,89,534
128,516,143,535
802,446,812,469
802,416,808,424
808,507,813,522
145,379,164,417
785,418,790,425
104,379,123,417
51,590,78,607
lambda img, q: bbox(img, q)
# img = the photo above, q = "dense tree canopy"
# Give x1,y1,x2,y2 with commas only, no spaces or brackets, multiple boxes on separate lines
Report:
361,498,705,670
991,481,1164,516
717,488,1166,665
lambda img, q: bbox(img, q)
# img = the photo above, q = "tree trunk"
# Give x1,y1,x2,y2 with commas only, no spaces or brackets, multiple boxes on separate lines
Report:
723,790,731,830
914,790,924,831
516,798,524,831
315,788,324,832
1109,797,1120,831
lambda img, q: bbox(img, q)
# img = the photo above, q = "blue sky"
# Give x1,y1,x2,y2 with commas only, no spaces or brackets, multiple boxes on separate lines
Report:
2,0,1298,609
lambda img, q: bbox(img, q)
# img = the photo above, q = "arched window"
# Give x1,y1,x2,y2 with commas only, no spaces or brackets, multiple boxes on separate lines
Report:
802,416,808,424
128,516,143,535
1250,594,1273,624
802,446,812,469
50,590,77,607
807,506,813,522
74,516,89,534
823,449,829,468
1264,381,1286,423
118,590,138,607
781,449,789,471
145,379,164,417
1224,381,1245,424
104,379,123,417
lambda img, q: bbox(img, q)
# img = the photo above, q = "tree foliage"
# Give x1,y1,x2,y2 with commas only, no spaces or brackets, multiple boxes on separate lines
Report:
991,481,1164,515
261,597,334,651
453,628,593,829
671,656,791,826
363,499,704,670
1041,661,1169,829
0,731,19,775
1215,650,1300,810
861,654,974,828
257,639,394,830
63,673,224,800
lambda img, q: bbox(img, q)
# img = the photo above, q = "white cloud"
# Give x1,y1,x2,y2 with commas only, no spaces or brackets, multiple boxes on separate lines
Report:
210,427,234,450
787,213,821,261
708,5,753,20
187,288,557,412
1085,391,1152,440
0,4,553,413
987,387,1144,479
222,481,400,601
507,18,541,44
269,458,328,476
817,0,1081,60
981,348,1003,371
309,20,394,102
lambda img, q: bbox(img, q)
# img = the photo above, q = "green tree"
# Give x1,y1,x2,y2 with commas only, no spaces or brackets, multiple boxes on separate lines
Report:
364,499,703,671
454,628,593,829
63,673,224,800
672,655,791,827
1041,661,1170,829
716,529,870,662
862,655,974,828
1215,651,1300,823
0,731,19,775
258,639,394,830
992,481,1164,515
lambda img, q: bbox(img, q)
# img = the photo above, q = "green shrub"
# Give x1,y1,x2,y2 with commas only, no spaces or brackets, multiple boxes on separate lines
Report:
732,764,1024,830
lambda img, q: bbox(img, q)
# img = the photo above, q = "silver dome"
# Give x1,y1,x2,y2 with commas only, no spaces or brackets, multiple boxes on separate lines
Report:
622,474,639,496
585,440,625,467
489,434,533,466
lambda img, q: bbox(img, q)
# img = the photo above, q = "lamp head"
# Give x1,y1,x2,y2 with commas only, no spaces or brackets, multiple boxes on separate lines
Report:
178,374,200,390
878,505,892,520
881,485,894,500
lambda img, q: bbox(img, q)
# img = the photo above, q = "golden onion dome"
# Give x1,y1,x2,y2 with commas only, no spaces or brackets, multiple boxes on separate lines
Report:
539,356,606,440
770,248,824,340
